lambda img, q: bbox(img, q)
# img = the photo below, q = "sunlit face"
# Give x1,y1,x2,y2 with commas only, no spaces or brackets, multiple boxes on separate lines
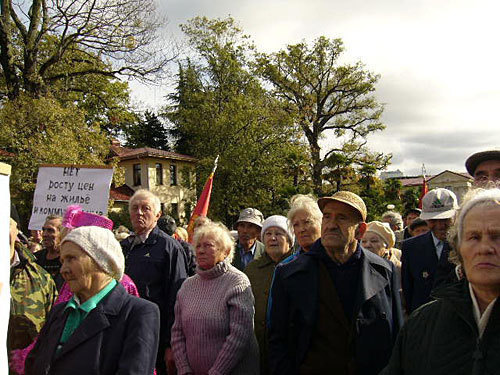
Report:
410,225,429,237
60,241,100,297
473,160,500,186
237,221,261,251
426,218,452,241
42,219,62,251
264,227,290,260
361,231,386,256
130,197,161,235
195,234,229,270
292,210,321,251
459,205,500,290
321,201,364,253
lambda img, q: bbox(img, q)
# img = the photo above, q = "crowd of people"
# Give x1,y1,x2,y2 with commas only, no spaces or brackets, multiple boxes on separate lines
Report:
7,149,499,375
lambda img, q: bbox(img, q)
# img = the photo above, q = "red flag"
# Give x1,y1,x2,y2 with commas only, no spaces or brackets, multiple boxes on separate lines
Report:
187,156,218,243
418,176,428,209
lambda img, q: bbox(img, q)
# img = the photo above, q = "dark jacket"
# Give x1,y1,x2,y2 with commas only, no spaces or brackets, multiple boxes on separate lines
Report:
25,283,160,375
268,240,403,375
381,280,500,375
121,226,187,346
232,240,265,271
401,231,455,313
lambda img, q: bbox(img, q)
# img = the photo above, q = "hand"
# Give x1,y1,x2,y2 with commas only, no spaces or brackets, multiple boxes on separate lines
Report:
165,347,177,375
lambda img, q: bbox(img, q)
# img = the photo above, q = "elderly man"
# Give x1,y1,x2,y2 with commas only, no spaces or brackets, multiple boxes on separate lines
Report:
120,189,188,375
465,149,500,186
35,215,64,290
401,188,458,313
268,191,403,375
245,215,294,375
232,207,265,270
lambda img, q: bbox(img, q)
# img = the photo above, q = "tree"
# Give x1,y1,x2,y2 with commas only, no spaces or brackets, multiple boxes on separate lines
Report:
0,93,111,225
0,0,174,100
125,110,170,150
257,37,388,195
165,17,308,223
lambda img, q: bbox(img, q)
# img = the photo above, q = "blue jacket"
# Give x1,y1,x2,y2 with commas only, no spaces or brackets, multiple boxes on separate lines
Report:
25,284,160,375
121,226,187,346
401,231,455,313
268,240,403,375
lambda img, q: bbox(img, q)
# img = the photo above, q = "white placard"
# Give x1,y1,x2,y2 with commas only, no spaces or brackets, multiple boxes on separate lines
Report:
28,165,114,230
0,165,11,375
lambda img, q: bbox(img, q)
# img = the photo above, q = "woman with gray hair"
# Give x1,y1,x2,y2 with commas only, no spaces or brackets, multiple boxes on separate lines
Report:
382,188,500,374
287,194,322,253
171,222,259,375
25,226,160,375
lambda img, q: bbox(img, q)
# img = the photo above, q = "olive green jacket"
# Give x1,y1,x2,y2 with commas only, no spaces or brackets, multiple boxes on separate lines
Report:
244,250,292,375
9,243,58,351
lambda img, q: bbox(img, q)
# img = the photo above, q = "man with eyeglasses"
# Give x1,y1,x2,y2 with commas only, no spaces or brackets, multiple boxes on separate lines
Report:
232,207,265,270
35,214,64,290
465,149,500,186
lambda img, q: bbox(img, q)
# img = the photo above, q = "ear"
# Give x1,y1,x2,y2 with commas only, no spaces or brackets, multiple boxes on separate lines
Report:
355,222,367,240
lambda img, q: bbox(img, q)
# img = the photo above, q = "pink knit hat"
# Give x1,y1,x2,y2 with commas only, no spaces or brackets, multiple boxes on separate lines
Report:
62,205,113,230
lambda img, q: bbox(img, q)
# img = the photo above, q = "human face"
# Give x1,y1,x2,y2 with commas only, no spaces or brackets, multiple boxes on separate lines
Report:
31,229,42,242
237,221,261,251
42,219,62,251
264,227,290,261
474,160,500,186
130,197,161,235
321,201,365,256
195,234,228,270
405,212,419,227
292,210,321,251
361,232,386,257
60,241,99,298
410,225,429,237
459,205,500,291
426,218,452,241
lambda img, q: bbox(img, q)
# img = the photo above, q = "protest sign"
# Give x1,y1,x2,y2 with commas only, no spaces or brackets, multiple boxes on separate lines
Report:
0,162,11,375
28,164,114,230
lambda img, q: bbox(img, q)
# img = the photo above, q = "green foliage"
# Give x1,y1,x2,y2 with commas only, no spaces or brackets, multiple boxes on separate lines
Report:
164,17,310,224
0,93,110,225
402,187,421,213
256,36,388,195
125,111,170,150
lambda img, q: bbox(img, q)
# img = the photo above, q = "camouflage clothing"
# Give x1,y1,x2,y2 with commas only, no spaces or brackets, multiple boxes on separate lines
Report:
9,242,58,352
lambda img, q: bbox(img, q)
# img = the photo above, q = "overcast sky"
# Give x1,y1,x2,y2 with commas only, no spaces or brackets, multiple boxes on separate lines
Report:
129,0,499,176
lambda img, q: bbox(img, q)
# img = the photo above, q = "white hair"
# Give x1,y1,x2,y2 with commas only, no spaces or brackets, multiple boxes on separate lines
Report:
129,189,161,215
287,194,322,232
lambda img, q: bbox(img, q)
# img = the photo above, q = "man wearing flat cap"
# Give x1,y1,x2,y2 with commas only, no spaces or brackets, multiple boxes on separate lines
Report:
401,188,458,314
268,191,403,375
465,149,500,186
232,207,265,270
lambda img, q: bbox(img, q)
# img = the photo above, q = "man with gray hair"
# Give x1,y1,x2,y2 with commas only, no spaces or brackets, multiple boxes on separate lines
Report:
120,189,188,375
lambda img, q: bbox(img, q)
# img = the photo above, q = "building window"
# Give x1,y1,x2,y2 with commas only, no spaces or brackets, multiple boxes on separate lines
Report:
170,164,177,186
156,163,163,185
133,164,141,186
170,203,179,221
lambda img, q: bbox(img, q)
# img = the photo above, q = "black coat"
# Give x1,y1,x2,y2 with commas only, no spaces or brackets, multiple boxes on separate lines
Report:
401,231,455,313
381,280,500,375
121,226,187,346
268,241,404,375
25,284,160,375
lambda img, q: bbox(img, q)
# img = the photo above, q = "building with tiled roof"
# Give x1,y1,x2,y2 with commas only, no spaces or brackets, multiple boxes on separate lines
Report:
110,140,197,224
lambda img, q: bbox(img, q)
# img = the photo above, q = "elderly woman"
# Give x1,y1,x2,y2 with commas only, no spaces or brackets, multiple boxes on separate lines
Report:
381,188,500,374
361,221,401,271
287,194,322,253
171,222,259,375
245,215,294,374
25,226,160,375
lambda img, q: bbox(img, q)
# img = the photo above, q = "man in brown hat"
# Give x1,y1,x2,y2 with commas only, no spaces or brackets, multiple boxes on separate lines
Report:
465,149,500,186
232,207,265,270
268,191,403,375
